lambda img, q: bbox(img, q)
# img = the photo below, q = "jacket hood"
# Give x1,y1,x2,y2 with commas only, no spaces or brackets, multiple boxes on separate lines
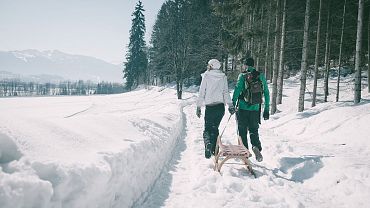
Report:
202,69,225,79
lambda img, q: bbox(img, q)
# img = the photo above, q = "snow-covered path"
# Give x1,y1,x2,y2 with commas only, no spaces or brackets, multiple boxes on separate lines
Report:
139,103,327,208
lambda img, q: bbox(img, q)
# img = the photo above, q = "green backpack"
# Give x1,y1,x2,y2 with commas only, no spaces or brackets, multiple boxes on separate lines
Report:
243,70,263,105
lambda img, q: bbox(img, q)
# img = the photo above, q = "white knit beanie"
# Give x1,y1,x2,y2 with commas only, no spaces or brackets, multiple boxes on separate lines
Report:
208,59,221,70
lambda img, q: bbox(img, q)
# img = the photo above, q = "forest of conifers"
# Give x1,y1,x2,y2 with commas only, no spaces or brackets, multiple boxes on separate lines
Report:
145,0,369,111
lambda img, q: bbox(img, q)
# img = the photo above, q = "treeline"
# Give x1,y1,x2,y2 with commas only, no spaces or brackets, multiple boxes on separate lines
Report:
141,0,370,111
0,79,125,97
149,0,227,99
124,0,228,98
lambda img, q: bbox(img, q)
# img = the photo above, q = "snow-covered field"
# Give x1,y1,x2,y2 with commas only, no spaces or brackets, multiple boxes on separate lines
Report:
1,76,369,208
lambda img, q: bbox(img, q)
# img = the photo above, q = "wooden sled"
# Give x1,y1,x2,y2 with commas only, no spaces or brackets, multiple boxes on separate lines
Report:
214,135,256,178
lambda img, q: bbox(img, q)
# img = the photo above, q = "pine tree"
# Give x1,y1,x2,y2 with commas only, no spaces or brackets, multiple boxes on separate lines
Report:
124,1,148,91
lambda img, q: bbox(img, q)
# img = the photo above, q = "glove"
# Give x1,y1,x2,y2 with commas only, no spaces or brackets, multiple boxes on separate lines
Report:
263,110,269,120
238,93,244,100
228,106,235,115
196,107,201,118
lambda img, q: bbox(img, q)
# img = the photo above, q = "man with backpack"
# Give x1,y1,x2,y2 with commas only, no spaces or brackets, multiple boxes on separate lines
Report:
196,59,235,159
232,57,270,162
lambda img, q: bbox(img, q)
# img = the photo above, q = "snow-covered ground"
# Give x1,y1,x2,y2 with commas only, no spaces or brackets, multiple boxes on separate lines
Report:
0,88,185,208
1,75,369,208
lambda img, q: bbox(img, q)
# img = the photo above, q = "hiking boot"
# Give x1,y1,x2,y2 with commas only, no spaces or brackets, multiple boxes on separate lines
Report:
205,143,212,159
252,146,263,162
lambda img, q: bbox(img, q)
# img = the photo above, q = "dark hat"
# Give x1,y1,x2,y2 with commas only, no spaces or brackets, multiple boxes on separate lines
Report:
243,57,255,66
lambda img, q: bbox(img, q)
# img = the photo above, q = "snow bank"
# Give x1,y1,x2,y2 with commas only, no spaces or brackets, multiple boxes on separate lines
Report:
0,133,22,163
0,133,52,208
0,88,185,208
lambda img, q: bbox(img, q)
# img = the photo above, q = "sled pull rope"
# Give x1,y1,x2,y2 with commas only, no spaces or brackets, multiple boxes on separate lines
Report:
219,114,233,139
219,98,240,139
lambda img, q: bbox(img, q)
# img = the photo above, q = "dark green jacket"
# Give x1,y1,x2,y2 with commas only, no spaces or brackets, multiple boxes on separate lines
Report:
232,67,270,112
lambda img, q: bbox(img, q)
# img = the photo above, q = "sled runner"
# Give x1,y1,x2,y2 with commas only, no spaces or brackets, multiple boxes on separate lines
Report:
213,117,257,178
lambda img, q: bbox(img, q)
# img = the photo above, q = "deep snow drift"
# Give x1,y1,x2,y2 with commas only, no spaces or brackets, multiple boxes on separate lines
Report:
0,75,369,208
0,88,185,208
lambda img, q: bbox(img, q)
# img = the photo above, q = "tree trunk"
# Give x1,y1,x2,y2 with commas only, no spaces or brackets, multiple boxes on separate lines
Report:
277,0,287,105
250,8,255,57
354,0,364,104
224,54,228,71
312,0,323,107
264,0,272,79
270,54,274,82
175,55,183,99
298,0,311,112
232,56,236,71
177,81,182,99
271,0,281,115
336,0,347,102
368,9,370,93
256,5,264,71
246,11,251,53
324,0,332,102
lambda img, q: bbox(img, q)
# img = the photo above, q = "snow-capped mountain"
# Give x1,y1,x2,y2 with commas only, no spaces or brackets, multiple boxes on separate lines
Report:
0,50,123,83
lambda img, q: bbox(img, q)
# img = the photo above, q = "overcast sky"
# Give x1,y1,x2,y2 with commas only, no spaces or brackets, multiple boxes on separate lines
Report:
0,0,165,64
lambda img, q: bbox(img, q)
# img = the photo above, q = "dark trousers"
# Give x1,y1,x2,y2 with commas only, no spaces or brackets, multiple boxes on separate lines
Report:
203,103,225,154
237,109,262,151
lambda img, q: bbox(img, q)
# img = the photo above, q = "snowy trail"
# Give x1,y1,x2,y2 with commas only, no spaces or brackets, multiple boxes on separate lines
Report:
140,101,329,208
133,102,189,208
138,76,370,208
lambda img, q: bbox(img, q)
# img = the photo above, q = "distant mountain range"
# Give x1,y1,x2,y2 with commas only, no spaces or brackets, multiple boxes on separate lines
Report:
0,49,123,83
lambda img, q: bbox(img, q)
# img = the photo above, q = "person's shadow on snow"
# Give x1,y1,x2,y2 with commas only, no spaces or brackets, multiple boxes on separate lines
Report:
252,155,330,182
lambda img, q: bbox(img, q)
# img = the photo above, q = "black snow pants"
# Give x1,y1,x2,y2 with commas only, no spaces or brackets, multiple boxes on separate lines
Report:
237,109,262,151
203,103,225,154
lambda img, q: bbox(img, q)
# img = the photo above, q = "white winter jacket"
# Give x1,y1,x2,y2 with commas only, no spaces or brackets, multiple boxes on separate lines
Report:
196,69,233,107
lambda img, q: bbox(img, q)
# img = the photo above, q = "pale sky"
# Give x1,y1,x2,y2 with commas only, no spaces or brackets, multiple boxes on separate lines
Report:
0,0,165,64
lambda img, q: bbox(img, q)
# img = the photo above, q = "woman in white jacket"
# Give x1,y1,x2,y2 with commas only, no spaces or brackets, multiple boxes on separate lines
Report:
196,59,235,159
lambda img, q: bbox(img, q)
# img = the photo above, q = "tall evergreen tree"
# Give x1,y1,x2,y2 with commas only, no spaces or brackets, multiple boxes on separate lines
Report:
124,1,148,90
